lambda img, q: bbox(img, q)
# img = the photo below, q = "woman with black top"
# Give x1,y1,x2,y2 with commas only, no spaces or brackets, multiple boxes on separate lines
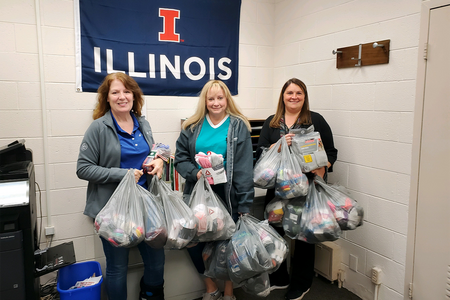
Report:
255,78,338,300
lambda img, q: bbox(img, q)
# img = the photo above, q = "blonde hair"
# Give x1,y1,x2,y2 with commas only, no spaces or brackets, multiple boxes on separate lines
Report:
93,73,145,120
270,78,311,128
182,80,251,132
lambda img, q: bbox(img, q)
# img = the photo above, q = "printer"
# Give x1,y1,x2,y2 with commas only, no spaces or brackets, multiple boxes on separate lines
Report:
0,140,40,300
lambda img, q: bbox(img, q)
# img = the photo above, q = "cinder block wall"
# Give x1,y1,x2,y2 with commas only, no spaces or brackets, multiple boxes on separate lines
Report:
0,0,421,299
271,1,421,299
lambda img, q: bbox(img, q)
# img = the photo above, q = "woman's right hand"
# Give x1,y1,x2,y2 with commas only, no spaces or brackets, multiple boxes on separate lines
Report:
269,133,295,152
196,170,202,180
284,133,295,146
134,169,144,183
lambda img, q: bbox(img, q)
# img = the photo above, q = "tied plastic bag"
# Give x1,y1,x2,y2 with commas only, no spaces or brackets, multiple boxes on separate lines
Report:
254,220,289,273
291,126,328,173
195,151,227,185
253,139,282,189
275,137,309,199
226,215,275,284
264,197,289,225
203,240,230,281
298,181,341,243
136,185,167,249
142,143,171,173
241,272,271,297
282,196,306,239
150,176,198,249
314,177,364,230
189,176,236,242
94,170,144,247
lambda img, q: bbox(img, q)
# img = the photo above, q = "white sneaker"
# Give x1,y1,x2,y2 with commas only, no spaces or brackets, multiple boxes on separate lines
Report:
202,289,222,300
222,296,236,300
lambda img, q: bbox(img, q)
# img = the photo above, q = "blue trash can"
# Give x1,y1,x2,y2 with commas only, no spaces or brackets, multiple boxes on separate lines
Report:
57,261,103,300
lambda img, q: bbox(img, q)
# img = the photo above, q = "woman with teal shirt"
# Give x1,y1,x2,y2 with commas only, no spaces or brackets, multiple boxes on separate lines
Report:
175,80,254,300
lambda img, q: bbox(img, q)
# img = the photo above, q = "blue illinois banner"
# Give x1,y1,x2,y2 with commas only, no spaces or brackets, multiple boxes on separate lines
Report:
74,0,241,96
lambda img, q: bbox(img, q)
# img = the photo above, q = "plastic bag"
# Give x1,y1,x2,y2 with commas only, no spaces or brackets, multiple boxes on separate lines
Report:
241,272,271,297
291,126,328,173
314,177,364,230
253,139,282,189
189,176,236,242
226,215,276,284
142,143,171,173
254,220,288,273
298,181,341,243
195,151,227,185
264,197,289,225
203,240,230,281
275,137,309,199
282,196,306,239
94,170,145,247
136,185,167,249
150,176,198,249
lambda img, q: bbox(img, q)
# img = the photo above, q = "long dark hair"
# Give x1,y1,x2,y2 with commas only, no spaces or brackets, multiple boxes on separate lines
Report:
270,78,311,128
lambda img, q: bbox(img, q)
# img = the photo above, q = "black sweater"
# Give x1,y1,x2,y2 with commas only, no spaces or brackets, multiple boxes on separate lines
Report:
256,111,338,203
256,111,338,173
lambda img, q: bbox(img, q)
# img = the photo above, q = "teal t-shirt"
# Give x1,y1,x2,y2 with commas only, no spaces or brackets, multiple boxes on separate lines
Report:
196,115,229,168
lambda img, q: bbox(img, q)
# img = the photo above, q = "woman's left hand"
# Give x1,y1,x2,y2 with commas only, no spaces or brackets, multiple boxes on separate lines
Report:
311,166,326,179
143,158,164,179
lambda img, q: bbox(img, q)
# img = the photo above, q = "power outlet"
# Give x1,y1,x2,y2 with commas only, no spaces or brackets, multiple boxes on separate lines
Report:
45,226,55,236
371,266,383,284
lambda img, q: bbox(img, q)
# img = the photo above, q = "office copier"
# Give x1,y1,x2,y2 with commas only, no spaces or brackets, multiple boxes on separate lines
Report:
0,140,40,300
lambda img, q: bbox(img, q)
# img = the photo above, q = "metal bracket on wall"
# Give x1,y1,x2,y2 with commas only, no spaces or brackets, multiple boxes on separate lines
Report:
332,39,390,69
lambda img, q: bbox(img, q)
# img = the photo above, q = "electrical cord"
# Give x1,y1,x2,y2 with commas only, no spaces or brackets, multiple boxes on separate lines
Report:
374,283,380,300
40,276,58,300
35,181,43,246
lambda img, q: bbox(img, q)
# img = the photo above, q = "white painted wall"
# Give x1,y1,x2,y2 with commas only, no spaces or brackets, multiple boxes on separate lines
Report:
0,0,422,299
271,1,421,299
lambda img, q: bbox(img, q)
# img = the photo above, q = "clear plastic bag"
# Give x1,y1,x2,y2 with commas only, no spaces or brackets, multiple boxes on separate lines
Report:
195,151,227,185
150,176,198,249
264,197,289,225
314,177,364,230
142,143,171,173
253,220,289,273
291,126,328,173
203,240,230,281
282,196,306,239
94,170,145,248
253,139,282,189
275,137,309,199
226,215,274,284
189,176,236,242
298,181,341,243
241,272,271,297
136,185,167,249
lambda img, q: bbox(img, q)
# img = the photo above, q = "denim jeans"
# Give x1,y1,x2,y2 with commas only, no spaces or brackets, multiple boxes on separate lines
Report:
101,237,165,300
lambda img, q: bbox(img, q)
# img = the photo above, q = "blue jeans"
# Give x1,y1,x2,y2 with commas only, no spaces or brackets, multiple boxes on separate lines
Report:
101,237,165,300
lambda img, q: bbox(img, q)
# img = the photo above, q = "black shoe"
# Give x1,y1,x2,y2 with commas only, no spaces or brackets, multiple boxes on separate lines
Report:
140,291,164,300
285,288,310,300
139,277,164,300
269,272,290,291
